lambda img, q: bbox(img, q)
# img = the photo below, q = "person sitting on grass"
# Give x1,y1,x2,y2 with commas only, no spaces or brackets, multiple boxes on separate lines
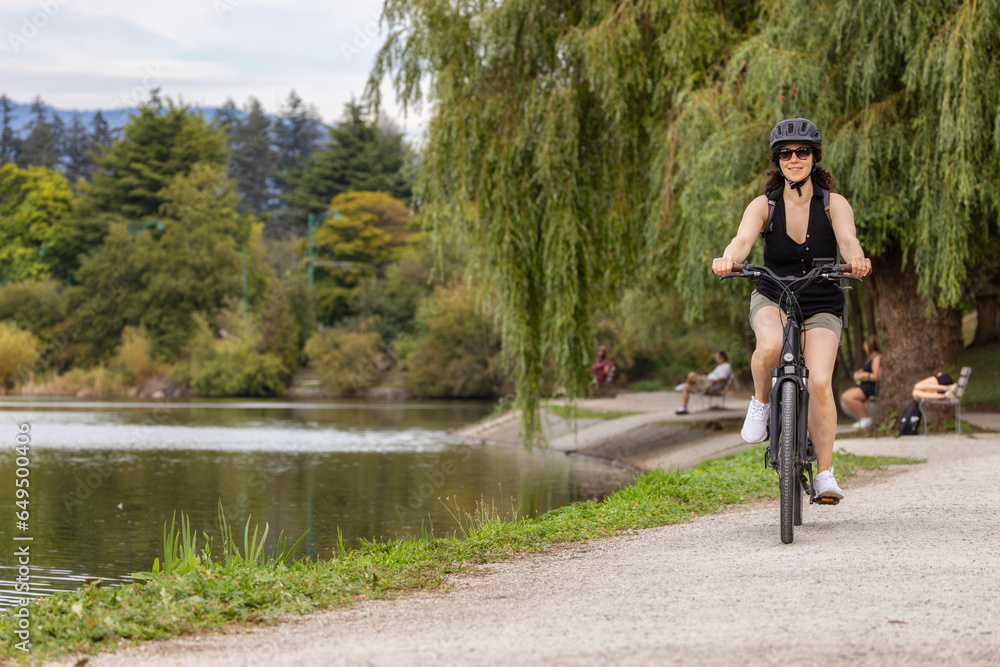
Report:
675,351,733,415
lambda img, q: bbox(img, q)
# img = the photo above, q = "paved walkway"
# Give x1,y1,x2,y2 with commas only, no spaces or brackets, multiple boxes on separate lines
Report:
454,390,998,471
50,433,1000,666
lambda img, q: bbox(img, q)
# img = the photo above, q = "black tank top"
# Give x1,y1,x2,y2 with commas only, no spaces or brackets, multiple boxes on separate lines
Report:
757,189,844,320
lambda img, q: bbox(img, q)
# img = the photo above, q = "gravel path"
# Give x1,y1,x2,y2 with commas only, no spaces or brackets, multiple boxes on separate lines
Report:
49,434,1000,666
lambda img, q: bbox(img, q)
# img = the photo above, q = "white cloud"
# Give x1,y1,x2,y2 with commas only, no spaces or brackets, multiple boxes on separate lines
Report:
0,0,423,127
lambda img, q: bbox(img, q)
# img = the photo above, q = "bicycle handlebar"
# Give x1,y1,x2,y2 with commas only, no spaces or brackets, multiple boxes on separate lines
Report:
731,263,853,274
722,262,862,284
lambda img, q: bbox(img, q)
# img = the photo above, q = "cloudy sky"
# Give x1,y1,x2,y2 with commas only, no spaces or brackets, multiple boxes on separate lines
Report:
0,0,423,128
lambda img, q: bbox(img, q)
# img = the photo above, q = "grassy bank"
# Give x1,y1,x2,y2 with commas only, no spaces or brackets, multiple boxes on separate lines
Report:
0,447,921,665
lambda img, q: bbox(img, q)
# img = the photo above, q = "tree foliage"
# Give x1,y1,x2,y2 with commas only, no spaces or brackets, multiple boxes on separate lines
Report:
370,0,739,439
371,0,1000,435
0,163,74,282
87,100,227,219
72,163,258,360
284,101,412,229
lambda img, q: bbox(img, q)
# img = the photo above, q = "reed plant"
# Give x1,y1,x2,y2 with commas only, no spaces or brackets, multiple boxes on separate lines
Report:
134,500,308,580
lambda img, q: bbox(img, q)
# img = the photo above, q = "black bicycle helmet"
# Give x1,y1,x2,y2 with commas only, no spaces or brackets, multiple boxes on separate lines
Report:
769,118,821,150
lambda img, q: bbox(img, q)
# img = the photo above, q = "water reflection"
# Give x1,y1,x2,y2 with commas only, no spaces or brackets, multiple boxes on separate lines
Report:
0,399,635,607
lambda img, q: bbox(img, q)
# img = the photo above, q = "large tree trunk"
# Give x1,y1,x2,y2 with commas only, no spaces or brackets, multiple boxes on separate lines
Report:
868,248,963,422
973,281,1000,347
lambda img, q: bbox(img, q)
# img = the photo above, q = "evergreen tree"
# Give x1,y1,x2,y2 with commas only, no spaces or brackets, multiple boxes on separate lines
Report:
284,100,411,231
0,95,18,165
87,97,227,218
62,112,95,184
229,97,278,217
17,96,59,169
90,110,114,156
213,98,241,153
71,163,260,360
273,90,323,193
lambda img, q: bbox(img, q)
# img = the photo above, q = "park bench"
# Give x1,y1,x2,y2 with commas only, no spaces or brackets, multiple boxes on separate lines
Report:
697,373,735,411
919,366,972,435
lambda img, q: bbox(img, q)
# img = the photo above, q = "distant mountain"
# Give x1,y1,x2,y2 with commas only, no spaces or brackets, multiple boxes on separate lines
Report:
1,99,243,134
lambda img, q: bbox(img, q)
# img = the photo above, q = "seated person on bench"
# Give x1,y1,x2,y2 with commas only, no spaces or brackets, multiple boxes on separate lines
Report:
675,351,733,415
589,345,615,387
840,334,881,429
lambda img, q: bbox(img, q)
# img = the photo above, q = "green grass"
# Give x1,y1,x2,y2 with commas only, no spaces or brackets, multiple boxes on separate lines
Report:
957,344,1000,406
547,404,639,420
0,448,922,664
626,380,668,392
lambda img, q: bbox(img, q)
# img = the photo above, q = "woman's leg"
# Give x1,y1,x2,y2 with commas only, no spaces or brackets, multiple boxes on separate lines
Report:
841,386,869,419
802,327,840,474
750,306,783,401
912,377,948,400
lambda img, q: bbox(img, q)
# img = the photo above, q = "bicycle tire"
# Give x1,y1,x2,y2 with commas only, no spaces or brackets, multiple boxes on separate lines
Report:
779,380,796,544
793,466,803,526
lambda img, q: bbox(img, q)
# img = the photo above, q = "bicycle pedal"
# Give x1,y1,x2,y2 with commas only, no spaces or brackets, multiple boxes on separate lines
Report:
810,496,840,506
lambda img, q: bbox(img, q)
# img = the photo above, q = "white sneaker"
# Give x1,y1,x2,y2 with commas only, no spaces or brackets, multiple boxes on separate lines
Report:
674,383,686,392
853,417,873,430
814,469,845,499
741,397,769,443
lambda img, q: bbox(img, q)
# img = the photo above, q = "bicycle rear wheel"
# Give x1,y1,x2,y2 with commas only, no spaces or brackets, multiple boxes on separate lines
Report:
779,380,796,544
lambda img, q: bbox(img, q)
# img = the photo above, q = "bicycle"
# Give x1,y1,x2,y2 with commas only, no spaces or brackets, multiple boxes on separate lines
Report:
722,260,860,544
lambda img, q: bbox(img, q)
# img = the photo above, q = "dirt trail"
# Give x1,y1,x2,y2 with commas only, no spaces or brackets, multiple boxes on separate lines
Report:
49,433,1000,666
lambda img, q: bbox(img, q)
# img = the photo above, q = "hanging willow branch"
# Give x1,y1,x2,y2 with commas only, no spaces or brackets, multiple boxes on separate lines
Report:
367,0,738,443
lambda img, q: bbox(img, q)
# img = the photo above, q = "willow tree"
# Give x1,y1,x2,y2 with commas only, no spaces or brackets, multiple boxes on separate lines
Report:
667,0,1000,418
369,0,752,441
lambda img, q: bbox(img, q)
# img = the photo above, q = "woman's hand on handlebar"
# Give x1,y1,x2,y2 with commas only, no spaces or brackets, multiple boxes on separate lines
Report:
712,256,736,276
848,255,872,277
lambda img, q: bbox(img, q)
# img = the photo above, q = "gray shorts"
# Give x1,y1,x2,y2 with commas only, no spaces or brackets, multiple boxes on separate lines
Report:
749,290,843,340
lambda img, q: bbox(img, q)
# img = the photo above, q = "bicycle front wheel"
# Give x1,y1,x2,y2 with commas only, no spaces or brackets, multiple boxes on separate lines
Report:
779,380,797,544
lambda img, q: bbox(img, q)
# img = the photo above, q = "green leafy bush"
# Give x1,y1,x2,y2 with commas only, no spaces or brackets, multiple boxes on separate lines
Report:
0,321,40,387
172,313,288,396
189,348,288,397
304,324,384,394
0,279,64,342
114,326,160,384
405,285,505,398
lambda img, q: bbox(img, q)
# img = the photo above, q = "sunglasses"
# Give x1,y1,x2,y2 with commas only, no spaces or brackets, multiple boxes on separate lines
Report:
777,146,813,161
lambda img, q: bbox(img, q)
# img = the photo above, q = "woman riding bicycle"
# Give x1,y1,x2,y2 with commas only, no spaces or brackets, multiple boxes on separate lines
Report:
711,118,872,499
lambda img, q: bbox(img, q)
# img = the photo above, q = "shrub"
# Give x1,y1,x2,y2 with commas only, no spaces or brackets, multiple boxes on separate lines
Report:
404,285,505,398
0,322,40,387
171,313,289,397
189,348,288,397
304,325,384,394
114,326,159,384
0,279,64,342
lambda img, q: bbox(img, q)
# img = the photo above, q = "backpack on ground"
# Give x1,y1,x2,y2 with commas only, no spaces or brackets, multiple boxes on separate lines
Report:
898,400,922,436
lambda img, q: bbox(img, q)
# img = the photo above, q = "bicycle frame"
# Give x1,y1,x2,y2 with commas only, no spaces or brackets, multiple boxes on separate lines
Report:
769,312,813,493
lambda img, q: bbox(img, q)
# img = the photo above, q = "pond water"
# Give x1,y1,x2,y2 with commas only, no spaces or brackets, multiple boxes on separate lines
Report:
0,398,635,607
